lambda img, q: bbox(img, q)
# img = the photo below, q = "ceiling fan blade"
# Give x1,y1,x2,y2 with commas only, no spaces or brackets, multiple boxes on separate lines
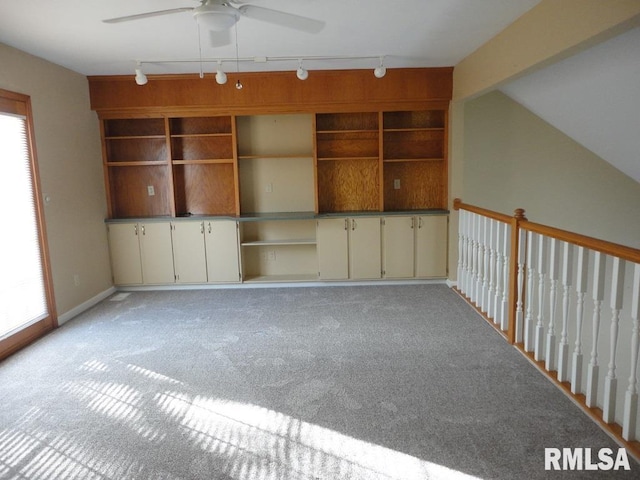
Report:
237,5,325,33
209,30,232,47
103,8,194,24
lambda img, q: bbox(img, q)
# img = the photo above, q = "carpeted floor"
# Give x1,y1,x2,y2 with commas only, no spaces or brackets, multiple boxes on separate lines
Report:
0,284,635,479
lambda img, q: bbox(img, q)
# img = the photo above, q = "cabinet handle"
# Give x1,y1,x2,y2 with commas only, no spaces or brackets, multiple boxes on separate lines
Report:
141,225,145,236
419,217,423,229
411,218,415,229
200,222,204,234
208,222,212,234
134,224,138,236
352,219,356,231
344,219,348,231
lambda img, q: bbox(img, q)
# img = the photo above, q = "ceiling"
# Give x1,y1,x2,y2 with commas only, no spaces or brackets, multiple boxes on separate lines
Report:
0,0,539,76
501,26,640,184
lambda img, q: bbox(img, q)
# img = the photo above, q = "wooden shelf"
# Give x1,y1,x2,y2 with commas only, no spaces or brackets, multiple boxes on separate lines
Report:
238,154,312,160
318,156,379,162
172,159,234,165
383,158,444,163
106,161,168,167
105,135,166,140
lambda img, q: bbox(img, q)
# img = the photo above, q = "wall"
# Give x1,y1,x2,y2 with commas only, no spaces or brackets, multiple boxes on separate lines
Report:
0,44,113,320
463,90,640,249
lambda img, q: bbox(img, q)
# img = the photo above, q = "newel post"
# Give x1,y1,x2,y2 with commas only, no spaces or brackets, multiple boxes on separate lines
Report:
507,207,527,344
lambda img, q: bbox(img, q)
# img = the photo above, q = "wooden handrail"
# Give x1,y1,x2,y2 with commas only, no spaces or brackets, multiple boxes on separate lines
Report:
453,198,513,224
521,220,640,264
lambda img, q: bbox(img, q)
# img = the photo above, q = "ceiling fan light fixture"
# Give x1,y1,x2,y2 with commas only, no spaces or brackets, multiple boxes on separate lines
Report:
194,5,240,31
134,65,148,85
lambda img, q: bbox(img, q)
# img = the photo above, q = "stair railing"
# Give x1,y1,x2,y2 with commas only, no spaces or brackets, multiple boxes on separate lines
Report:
453,198,640,450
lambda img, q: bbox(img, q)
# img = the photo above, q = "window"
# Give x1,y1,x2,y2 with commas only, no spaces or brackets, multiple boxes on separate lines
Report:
0,89,56,359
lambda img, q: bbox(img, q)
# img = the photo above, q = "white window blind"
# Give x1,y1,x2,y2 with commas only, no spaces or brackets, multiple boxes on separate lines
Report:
0,112,48,338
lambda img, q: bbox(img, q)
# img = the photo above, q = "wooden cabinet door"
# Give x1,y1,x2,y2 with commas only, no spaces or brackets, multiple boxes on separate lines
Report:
317,218,349,280
205,220,240,282
107,223,143,285
383,216,415,278
415,215,448,277
172,221,207,284
139,222,175,284
349,217,381,279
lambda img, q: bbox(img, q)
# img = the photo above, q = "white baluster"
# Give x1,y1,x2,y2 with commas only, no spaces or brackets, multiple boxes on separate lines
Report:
470,213,479,304
502,223,514,333
545,238,560,371
557,242,573,382
623,263,640,441
534,234,547,362
487,219,497,321
476,216,486,310
492,221,503,326
524,231,537,352
464,212,473,298
571,247,589,394
603,257,625,424
586,252,606,408
484,217,492,312
456,210,465,293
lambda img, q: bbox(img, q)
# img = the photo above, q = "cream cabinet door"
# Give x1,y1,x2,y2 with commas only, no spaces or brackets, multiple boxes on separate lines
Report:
205,220,240,282
349,217,381,279
107,223,143,285
415,215,448,277
139,222,175,284
172,221,207,284
383,216,415,278
317,218,349,280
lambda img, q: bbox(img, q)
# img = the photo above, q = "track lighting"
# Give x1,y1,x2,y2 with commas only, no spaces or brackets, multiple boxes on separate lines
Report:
133,55,391,84
296,59,309,80
374,57,386,78
134,63,148,85
215,61,227,84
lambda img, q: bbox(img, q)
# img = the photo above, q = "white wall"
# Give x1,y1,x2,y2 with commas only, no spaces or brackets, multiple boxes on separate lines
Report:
463,90,640,250
0,43,112,319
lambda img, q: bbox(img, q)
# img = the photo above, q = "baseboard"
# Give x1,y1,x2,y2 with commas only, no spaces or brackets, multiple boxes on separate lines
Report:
114,278,448,292
445,278,457,288
56,287,117,326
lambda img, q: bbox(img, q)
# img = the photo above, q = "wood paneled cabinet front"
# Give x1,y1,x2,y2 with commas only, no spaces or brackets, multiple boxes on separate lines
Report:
317,217,382,280
107,221,175,285
382,215,448,278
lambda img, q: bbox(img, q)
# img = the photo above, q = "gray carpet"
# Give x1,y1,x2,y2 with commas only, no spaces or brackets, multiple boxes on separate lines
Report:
0,284,635,479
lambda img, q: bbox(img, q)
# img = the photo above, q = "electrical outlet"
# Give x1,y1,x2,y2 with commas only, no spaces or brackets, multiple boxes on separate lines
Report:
147,185,155,196
265,183,273,193
73,274,80,286
393,179,401,190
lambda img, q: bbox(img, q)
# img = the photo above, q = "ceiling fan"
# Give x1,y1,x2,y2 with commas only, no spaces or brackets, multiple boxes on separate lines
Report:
103,0,325,34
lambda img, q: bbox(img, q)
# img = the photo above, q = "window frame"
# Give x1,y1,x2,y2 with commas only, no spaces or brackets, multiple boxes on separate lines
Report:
0,88,57,360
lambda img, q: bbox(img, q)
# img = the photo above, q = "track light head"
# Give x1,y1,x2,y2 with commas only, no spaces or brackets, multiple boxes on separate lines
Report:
215,62,227,84
296,59,308,80
134,67,148,85
374,57,386,78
